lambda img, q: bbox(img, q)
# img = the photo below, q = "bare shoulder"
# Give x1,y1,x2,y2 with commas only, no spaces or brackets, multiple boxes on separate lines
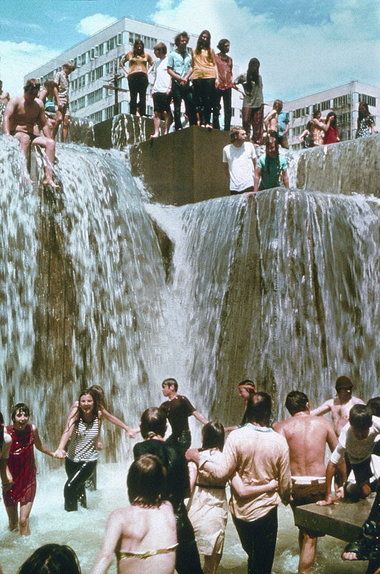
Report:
3,432,11,445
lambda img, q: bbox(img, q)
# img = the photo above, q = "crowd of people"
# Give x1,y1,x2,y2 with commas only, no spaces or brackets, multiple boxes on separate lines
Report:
1,375,379,574
0,27,377,195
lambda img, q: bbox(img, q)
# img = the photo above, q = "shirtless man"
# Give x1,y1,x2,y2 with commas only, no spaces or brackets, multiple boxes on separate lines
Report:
311,376,365,437
54,62,75,142
3,79,57,187
274,391,337,574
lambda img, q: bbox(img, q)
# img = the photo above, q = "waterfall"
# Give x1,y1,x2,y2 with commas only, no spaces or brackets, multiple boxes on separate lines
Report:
0,134,379,461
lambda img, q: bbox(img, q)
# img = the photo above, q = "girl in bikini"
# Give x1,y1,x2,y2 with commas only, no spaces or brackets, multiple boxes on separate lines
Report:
91,454,177,574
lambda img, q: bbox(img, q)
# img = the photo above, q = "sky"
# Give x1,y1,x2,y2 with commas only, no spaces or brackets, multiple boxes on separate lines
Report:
0,0,379,102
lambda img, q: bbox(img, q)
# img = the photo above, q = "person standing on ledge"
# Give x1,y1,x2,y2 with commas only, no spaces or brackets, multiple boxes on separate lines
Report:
223,127,257,195
213,38,233,131
274,391,337,574
254,131,289,192
3,79,58,188
160,378,208,451
54,62,75,142
167,31,196,131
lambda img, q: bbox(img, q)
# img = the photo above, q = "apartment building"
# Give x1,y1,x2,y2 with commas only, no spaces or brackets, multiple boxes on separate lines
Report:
283,81,379,149
25,16,243,127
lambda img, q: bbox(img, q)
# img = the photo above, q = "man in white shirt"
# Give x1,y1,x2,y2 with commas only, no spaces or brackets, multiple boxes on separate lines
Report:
151,43,172,138
223,127,256,195
186,392,291,574
318,405,380,505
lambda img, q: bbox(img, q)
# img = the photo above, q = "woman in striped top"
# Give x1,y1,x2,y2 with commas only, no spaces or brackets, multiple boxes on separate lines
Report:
55,389,100,512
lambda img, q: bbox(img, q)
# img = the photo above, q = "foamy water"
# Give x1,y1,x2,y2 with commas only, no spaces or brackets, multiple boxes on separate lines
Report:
0,457,367,574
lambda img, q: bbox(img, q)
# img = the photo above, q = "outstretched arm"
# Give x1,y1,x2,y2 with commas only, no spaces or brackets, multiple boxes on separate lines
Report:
192,410,208,425
33,426,54,457
2,99,16,135
231,474,278,499
310,401,331,417
91,511,122,574
54,414,76,458
316,461,338,505
100,408,137,437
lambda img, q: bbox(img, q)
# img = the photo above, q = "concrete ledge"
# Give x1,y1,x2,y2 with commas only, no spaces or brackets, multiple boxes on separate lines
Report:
130,125,230,205
294,497,374,542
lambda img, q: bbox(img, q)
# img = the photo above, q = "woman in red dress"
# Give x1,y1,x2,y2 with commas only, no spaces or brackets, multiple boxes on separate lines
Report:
3,403,53,535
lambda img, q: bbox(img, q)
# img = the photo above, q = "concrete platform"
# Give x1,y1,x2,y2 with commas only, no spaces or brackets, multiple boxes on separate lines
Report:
294,496,375,542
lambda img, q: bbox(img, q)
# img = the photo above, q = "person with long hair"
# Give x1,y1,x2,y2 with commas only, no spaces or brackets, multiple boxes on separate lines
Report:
213,38,233,130
55,389,101,511
324,111,340,144
235,58,264,145
91,454,177,574
187,422,228,574
18,544,81,574
167,31,196,131
191,30,219,129
356,101,377,138
59,385,137,490
3,403,54,535
120,39,153,117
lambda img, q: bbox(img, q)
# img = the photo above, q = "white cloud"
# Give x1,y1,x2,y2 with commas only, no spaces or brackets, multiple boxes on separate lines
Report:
0,41,59,98
76,13,118,36
151,0,379,101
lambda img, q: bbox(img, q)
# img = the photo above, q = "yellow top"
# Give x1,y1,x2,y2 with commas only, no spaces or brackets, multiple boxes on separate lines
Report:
191,49,217,80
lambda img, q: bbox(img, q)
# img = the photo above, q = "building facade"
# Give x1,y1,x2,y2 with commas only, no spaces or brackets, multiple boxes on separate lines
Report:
283,81,379,149
25,17,243,128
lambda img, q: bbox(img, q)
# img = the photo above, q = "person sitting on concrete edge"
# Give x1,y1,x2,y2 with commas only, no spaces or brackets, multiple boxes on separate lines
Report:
254,131,289,192
317,404,380,506
223,127,257,195
3,79,58,188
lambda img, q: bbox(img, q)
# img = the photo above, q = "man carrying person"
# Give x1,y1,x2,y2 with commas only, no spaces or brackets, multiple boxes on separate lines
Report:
223,127,257,195
274,391,337,574
54,62,75,142
160,378,208,451
187,392,291,574
318,404,380,506
254,131,289,192
167,31,196,131
3,79,57,188
213,38,233,131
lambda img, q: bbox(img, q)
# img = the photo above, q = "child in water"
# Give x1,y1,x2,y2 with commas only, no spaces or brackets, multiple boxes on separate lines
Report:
3,403,54,535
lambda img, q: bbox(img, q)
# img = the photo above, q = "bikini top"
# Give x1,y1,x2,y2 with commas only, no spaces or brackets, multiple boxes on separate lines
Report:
116,543,178,561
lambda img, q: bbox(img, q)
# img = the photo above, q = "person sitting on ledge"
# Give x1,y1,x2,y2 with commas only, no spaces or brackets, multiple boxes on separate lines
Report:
3,79,58,188
254,131,289,192
317,404,380,506
223,127,257,196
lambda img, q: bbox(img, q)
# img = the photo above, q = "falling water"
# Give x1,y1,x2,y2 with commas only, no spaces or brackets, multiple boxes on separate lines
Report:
0,132,378,573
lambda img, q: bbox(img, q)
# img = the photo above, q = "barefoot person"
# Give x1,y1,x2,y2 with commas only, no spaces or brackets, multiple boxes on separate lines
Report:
274,391,337,574
91,454,177,574
223,128,257,195
3,403,54,535
54,62,75,142
3,79,57,187
160,378,208,451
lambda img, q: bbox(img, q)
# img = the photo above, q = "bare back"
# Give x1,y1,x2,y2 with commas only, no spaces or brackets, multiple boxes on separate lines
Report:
95,501,177,574
5,96,44,135
275,414,336,477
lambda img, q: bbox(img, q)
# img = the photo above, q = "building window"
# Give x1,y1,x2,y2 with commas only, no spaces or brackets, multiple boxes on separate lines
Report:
333,94,349,108
88,110,103,124
107,36,117,52
98,43,104,57
105,105,115,120
359,93,376,107
106,59,119,75
89,65,104,83
321,100,330,111
71,96,86,113
313,103,320,113
87,88,104,106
